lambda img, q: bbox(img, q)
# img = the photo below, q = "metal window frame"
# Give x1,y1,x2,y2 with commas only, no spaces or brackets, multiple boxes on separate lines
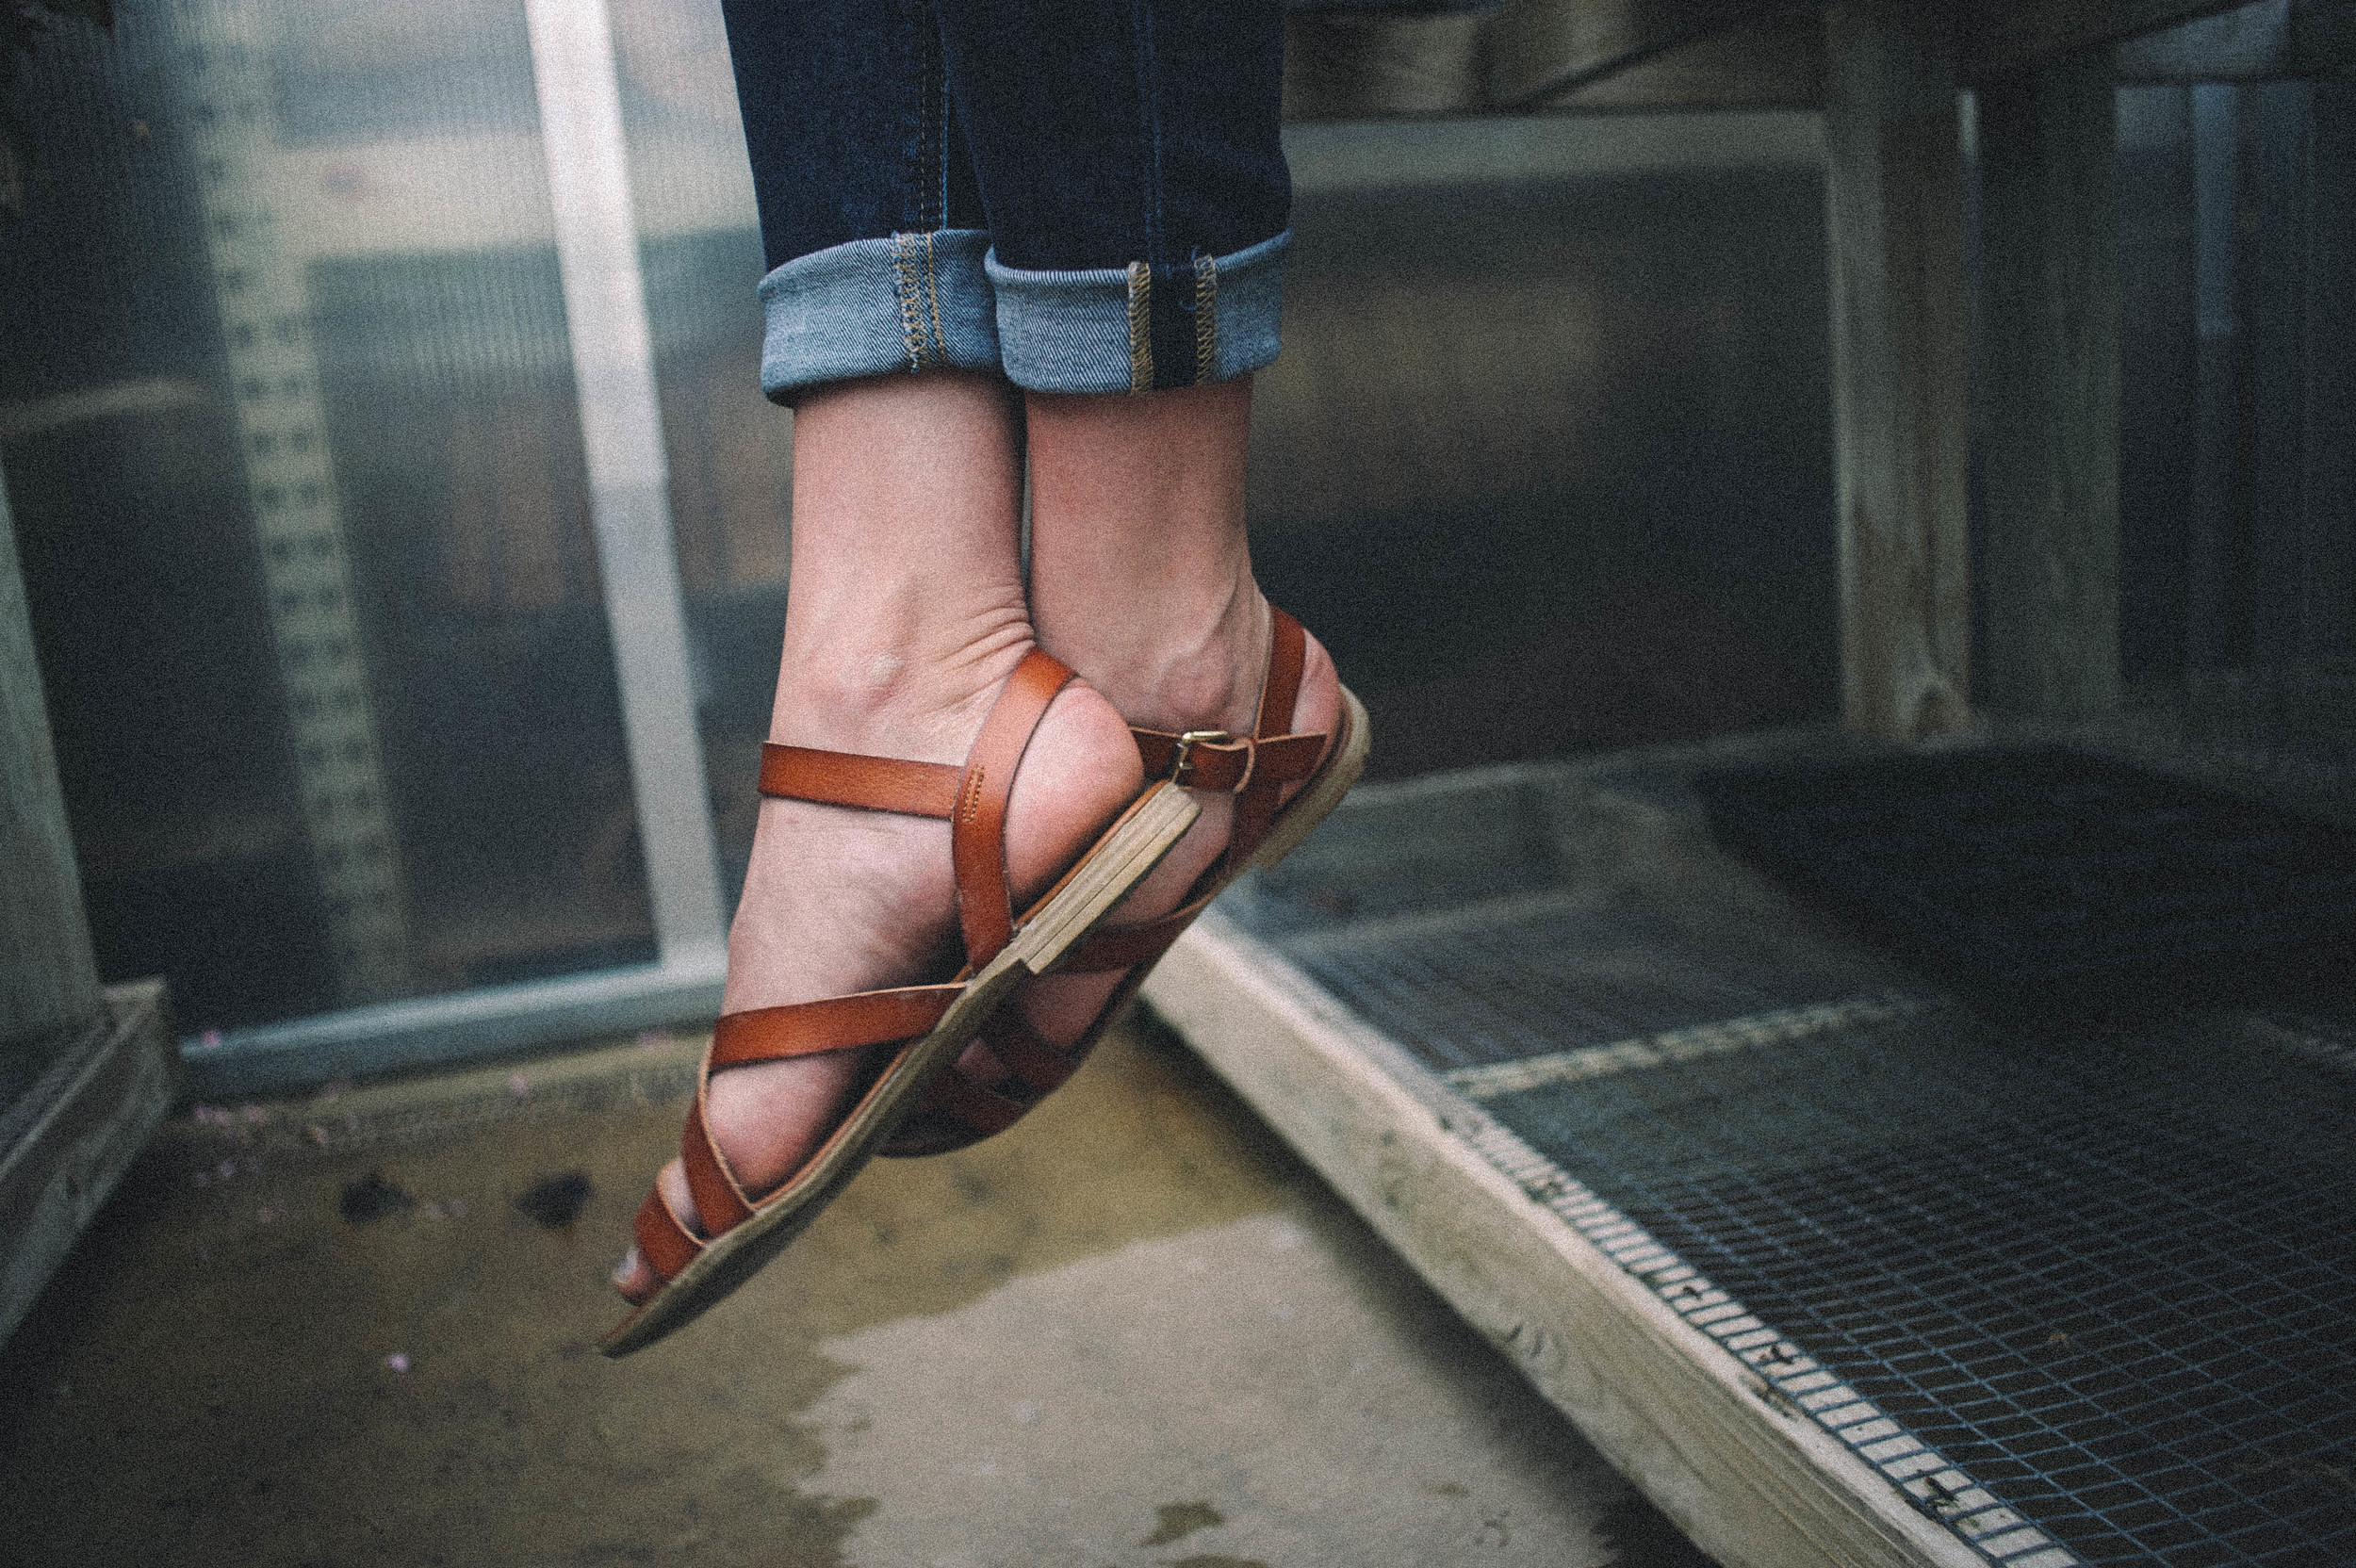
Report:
182,0,728,1099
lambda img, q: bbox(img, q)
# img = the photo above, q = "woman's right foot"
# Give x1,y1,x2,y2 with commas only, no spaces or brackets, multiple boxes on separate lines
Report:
614,370,1151,1306
1016,596,1342,1048
884,381,1349,1140
612,635,1148,1305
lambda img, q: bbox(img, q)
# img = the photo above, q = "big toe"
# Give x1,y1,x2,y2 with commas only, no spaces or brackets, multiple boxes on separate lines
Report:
613,1159,700,1304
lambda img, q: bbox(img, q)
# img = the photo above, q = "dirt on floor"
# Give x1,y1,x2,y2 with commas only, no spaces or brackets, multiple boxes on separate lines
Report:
0,1013,1717,1568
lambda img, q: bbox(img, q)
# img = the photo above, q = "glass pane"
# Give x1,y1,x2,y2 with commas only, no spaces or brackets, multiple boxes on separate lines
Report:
0,0,656,1037
611,0,790,918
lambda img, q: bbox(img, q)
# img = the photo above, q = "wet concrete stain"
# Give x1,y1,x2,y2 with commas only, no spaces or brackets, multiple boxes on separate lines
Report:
336,1168,414,1222
1142,1499,1225,1545
1158,1557,1272,1568
0,1019,1302,1567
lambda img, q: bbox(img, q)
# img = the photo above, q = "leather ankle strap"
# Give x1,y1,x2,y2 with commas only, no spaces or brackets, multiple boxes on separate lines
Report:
759,745,962,817
754,647,1077,967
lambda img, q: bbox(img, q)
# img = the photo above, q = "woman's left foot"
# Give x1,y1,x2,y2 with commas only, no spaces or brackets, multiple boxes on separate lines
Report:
890,596,1346,1150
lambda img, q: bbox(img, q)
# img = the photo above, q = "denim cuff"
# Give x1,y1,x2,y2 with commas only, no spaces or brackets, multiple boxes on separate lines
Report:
987,230,1291,395
757,230,1001,402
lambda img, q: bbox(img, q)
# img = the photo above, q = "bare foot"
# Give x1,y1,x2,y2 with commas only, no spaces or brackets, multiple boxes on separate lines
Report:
1012,597,1342,1050
613,643,1144,1302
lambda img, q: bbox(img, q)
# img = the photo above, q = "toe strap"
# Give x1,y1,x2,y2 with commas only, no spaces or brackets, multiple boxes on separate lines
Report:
1059,897,1205,976
924,1070,1030,1137
632,1187,702,1285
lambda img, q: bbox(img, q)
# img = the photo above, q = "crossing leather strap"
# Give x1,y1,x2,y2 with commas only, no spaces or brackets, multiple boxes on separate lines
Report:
916,1067,1028,1137
951,648,1074,967
679,1096,754,1237
973,1009,1086,1095
708,987,962,1070
633,1188,703,1279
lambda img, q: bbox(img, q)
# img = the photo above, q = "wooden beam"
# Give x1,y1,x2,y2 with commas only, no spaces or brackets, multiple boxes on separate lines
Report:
1285,1,2345,123
2304,82,2356,659
1484,0,1762,107
1532,7,1826,110
2,466,181,1354
1977,52,2124,716
1824,2,1972,739
2115,0,2356,80
1283,11,1488,120
1,464,102,1052
1963,0,2250,79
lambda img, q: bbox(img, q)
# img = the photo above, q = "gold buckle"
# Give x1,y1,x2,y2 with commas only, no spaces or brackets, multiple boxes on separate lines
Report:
1169,729,1233,784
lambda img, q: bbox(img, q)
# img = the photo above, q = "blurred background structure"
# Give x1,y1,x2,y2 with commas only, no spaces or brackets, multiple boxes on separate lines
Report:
2,2,2352,1565
4,0,2345,1080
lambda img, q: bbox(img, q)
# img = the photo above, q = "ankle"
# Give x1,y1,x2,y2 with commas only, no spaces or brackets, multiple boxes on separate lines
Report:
774,597,1038,763
1037,574,1272,737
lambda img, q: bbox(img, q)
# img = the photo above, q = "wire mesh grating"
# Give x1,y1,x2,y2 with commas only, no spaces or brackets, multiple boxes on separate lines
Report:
1249,882,2356,1565
1277,891,1887,1073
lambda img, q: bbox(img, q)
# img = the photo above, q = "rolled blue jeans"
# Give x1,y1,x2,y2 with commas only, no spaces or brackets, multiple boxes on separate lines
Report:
718,0,1292,400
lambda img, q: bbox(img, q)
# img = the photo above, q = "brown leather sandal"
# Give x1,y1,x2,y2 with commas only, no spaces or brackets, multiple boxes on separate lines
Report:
601,649,1200,1356
883,607,1369,1156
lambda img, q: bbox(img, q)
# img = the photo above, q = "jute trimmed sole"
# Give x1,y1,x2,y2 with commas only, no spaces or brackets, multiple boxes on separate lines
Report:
883,684,1372,1161
599,781,1202,1357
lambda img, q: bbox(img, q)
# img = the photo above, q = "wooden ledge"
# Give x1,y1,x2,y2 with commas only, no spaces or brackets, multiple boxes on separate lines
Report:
1,979,179,1348
1142,919,1979,1568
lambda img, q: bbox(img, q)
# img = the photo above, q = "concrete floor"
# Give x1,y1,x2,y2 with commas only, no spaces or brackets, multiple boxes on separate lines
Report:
0,1012,1716,1568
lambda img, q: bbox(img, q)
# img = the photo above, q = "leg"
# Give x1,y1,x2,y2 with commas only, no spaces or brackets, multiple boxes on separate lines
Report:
873,0,1352,1140
924,0,1327,747
1015,381,1342,1048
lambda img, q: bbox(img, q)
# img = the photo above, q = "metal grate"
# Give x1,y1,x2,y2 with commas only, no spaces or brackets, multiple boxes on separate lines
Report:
1272,891,1884,1072
1277,881,2356,1565
1476,1004,2356,1566
1447,1072,2082,1567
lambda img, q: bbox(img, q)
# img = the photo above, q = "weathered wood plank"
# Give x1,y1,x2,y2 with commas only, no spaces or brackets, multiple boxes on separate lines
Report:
1977,51,2124,716
1284,1,2344,122
1142,919,1984,1568
2304,81,2356,659
1824,2,1972,738
1,979,179,1348
1484,0,1760,106
1283,11,1487,120
2238,81,2319,664
2116,0,2356,80
1,465,102,1049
